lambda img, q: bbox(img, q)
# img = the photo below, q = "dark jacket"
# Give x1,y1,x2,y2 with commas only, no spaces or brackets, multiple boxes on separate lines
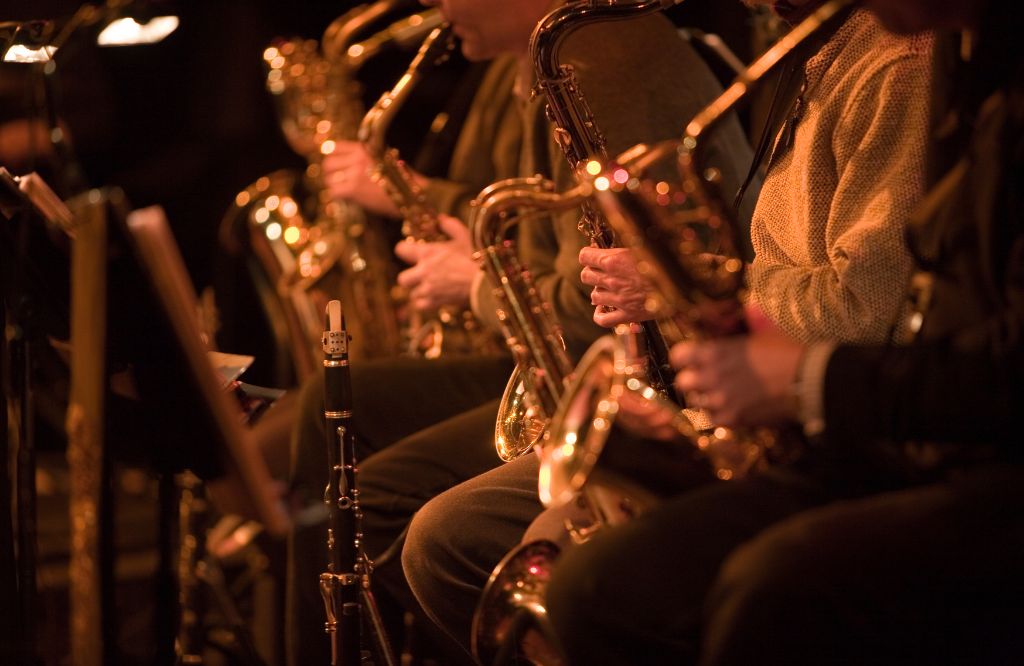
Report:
822,4,1024,457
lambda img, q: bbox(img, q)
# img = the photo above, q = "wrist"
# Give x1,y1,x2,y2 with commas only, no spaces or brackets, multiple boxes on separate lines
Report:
790,342,836,437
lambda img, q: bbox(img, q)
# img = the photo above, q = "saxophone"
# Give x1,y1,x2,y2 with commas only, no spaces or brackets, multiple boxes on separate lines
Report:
224,4,441,381
481,0,687,466
473,2,856,662
532,0,685,400
357,26,503,358
470,178,586,461
547,0,857,503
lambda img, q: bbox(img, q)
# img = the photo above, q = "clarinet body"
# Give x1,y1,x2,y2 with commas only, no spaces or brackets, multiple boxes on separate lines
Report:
319,300,360,666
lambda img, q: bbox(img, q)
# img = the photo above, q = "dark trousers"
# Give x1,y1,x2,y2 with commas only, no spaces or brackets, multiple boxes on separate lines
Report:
545,464,1024,665
402,453,545,663
286,354,513,666
400,430,717,663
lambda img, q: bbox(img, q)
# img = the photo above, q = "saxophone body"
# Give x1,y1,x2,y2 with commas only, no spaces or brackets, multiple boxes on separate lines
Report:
358,26,502,357
532,0,682,404
470,177,586,461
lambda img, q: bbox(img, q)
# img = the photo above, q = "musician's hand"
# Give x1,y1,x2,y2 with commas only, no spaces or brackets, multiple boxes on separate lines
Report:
579,247,657,328
670,311,804,427
614,389,686,442
322,141,399,217
395,215,479,311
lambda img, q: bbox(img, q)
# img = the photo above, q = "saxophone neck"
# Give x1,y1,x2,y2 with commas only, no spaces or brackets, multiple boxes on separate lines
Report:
469,177,575,253
343,9,445,69
530,1,673,79
357,24,455,155
322,0,401,62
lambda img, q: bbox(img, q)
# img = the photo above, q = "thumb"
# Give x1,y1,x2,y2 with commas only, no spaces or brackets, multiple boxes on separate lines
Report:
438,214,470,245
394,239,423,265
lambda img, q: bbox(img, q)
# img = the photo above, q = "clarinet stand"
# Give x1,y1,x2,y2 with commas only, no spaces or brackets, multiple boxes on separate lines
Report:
319,300,396,666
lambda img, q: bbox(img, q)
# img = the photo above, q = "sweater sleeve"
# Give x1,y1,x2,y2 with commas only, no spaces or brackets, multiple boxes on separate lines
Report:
751,54,930,343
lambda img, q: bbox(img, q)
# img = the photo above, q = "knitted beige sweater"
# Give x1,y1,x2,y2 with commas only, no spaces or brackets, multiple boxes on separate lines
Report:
749,11,933,344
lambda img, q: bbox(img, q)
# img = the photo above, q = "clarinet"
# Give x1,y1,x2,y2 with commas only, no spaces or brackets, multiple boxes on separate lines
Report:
319,299,359,665
319,299,396,666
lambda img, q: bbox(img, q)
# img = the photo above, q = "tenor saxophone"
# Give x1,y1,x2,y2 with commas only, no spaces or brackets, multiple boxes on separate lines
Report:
532,0,686,400
480,0,687,465
470,177,586,462
473,2,857,662
357,26,503,358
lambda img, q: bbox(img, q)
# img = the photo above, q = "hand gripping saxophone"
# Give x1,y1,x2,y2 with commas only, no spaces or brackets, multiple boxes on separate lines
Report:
472,2,857,663
319,300,396,666
357,26,502,358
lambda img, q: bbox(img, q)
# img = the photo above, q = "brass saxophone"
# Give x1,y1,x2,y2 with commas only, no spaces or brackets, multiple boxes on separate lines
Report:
357,25,502,358
224,4,441,380
482,0,687,466
533,0,686,400
473,1,856,662
470,177,586,462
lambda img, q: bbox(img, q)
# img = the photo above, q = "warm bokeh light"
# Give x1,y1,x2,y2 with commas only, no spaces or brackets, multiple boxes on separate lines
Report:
2,44,56,63
97,16,179,46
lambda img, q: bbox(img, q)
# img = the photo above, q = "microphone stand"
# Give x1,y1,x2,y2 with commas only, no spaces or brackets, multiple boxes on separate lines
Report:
319,300,395,666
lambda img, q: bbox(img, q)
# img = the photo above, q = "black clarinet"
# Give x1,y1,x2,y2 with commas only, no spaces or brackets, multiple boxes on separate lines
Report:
319,300,396,666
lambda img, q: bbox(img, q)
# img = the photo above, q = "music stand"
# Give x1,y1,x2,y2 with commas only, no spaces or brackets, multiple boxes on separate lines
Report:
0,167,76,666
4,172,291,665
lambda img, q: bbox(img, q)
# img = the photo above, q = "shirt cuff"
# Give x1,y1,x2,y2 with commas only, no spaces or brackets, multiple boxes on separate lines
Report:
793,342,836,437
469,268,489,322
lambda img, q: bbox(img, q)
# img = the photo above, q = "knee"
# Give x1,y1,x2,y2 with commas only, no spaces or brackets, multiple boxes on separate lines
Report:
401,489,464,599
544,539,604,642
701,526,827,664
713,528,811,611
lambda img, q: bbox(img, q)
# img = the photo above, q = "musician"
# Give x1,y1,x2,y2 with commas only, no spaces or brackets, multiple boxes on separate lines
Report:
393,0,765,661
286,53,524,666
288,1,755,662
289,0,758,663
545,0,1024,663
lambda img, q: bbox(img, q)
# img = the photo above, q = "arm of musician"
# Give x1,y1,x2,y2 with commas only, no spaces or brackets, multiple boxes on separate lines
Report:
579,247,659,328
394,214,480,311
613,389,691,442
748,55,929,344
322,141,402,218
